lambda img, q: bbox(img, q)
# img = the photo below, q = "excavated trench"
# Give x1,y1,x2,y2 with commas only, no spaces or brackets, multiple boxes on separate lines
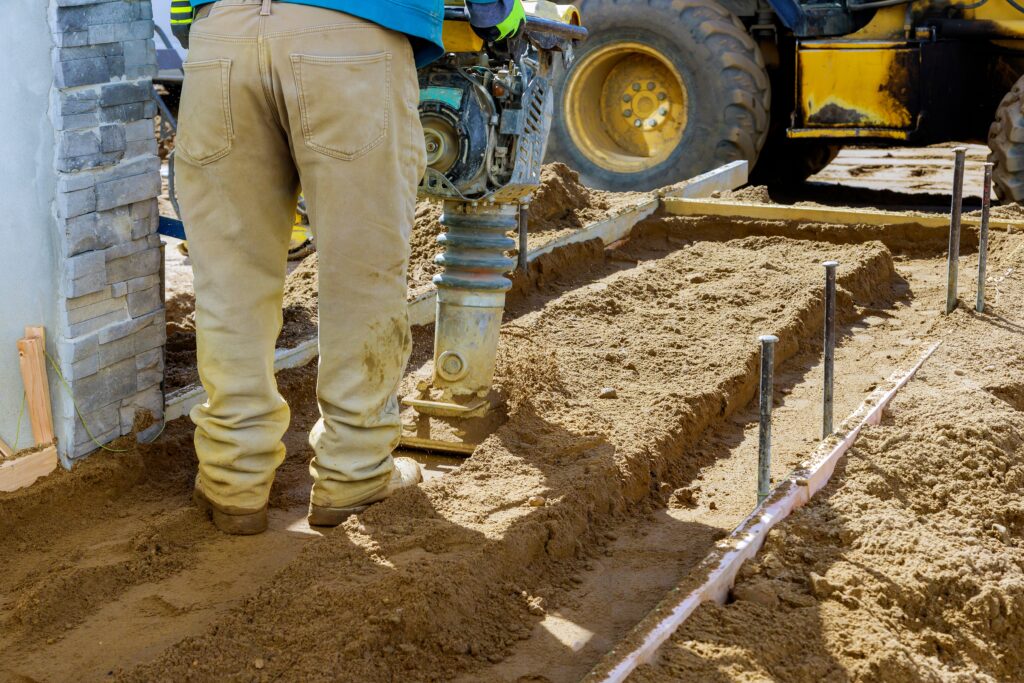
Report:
629,243,1024,683
5,164,1022,681
2,208,910,681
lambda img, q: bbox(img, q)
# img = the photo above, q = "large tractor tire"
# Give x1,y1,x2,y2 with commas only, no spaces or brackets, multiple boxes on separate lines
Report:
989,77,1024,201
546,0,770,191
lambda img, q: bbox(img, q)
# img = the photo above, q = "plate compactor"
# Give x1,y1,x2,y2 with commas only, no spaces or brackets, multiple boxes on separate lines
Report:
400,3,586,454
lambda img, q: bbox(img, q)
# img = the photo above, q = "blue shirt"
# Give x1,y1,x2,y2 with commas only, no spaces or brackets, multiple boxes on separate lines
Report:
190,0,496,67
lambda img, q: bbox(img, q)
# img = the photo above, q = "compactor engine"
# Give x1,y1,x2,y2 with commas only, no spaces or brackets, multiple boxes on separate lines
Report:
401,3,585,453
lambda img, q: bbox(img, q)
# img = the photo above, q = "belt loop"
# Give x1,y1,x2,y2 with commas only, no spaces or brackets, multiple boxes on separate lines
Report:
260,0,271,15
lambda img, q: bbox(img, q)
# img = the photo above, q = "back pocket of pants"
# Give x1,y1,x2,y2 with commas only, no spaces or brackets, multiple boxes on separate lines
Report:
290,52,391,161
178,59,233,164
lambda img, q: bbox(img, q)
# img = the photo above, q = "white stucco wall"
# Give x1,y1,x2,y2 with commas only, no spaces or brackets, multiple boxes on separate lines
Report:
0,2,61,452
151,0,179,53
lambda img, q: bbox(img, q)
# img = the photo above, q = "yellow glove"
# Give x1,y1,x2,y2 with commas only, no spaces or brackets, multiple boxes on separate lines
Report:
467,0,526,43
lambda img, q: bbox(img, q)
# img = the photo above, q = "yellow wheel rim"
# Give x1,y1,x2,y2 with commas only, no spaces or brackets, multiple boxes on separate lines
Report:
564,42,689,174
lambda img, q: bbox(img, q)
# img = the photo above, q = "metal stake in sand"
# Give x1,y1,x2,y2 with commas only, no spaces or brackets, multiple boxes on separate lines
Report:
945,146,967,314
977,163,993,313
822,261,839,439
517,203,530,272
757,334,778,505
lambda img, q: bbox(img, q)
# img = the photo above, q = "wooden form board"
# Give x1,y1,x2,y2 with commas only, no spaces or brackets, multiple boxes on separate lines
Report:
2,326,58,493
0,445,58,493
17,327,54,447
663,197,1019,231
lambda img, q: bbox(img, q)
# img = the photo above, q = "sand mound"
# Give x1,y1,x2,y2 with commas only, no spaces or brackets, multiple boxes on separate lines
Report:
635,374,1024,682
164,164,647,391
123,234,896,682
632,241,1024,683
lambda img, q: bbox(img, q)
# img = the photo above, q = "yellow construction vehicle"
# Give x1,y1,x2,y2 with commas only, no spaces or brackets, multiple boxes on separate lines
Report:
545,0,1024,199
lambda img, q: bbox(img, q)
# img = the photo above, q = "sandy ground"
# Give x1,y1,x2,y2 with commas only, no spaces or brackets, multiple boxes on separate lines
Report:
7,218,1015,681
811,144,991,200
1,147,1021,681
162,163,650,391
631,241,1024,682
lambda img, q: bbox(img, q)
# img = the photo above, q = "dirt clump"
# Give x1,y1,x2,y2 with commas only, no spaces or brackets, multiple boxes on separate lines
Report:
279,252,320,347
529,162,626,230
717,185,773,203
407,200,446,298
164,290,198,391
967,200,1024,222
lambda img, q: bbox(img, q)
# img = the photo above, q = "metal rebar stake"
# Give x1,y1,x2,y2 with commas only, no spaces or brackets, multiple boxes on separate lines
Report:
822,261,838,439
946,147,967,314
757,334,778,505
517,203,529,272
977,163,993,313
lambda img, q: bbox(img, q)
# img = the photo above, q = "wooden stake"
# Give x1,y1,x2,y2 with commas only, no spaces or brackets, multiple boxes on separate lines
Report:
17,335,54,447
663,197,1017,232
0,435,13,459
0,445,57,492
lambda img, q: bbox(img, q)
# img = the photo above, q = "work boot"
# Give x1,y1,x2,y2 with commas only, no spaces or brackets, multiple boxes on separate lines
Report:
193,479,268,536
308,457,423,527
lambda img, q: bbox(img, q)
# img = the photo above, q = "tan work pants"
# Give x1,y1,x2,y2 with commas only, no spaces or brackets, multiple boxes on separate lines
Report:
176,0,426,510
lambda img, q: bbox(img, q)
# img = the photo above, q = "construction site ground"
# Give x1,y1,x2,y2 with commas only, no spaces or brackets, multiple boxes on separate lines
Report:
2,144,1022,682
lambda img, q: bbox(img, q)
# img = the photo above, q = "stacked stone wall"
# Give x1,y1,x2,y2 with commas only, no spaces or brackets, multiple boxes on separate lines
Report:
50,0,164,458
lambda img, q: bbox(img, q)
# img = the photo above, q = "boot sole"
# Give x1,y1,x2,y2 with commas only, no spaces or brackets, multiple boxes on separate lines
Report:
307,503,371,528
193,488,268,535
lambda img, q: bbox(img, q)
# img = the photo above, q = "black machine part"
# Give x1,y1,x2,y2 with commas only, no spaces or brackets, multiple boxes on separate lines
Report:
418,69,494,197
416,8,586,202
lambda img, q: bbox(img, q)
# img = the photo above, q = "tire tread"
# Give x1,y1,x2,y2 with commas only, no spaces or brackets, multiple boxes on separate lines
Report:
548,0,770,190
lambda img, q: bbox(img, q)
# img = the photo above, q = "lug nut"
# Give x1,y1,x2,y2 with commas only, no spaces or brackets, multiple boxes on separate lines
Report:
647,119,657,127
647,81,656,90
623,109,632,117
634,119,642,127
657,92,667,101
622,94,632,103
659,107,668,116
632,82,641,91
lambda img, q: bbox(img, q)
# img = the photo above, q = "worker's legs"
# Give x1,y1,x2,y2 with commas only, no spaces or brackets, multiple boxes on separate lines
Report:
264,4,427,508
175,2,299,513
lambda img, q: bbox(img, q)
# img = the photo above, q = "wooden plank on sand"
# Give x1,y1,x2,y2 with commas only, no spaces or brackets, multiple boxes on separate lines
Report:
17,333,55,447
663,197,1018,231
0,445,58,493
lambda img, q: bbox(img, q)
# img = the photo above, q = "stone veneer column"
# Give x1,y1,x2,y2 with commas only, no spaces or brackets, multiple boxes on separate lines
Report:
49,0,165,459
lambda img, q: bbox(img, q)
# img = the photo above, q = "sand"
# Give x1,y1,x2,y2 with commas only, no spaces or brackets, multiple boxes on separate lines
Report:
632,286,1024,681
127,233,897,682
162,163,650,392
2,222,898,682
619,223,1024,683
6,148,1023,682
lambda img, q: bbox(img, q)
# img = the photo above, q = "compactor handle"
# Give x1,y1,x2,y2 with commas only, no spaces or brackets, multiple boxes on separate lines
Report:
442,5,588,42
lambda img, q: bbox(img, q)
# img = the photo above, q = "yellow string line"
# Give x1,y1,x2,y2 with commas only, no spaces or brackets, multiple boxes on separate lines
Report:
12,391,26,452
42,348,131,453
